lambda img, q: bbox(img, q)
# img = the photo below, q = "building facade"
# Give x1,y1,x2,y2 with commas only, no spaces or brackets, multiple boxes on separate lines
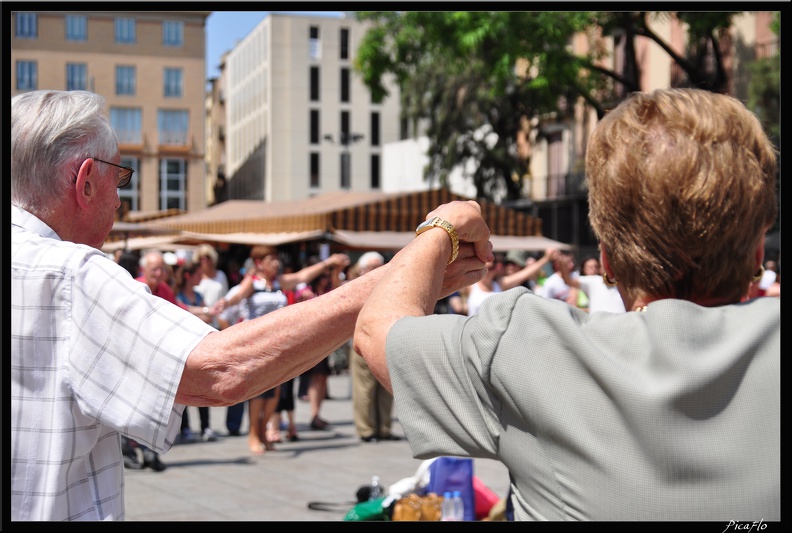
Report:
10,10,210,218
514,11,779,257
214,12,402,203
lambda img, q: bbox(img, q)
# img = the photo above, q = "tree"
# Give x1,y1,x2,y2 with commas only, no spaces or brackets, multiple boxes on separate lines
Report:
747,11,780,145
355,11,767,201
356,12,595,201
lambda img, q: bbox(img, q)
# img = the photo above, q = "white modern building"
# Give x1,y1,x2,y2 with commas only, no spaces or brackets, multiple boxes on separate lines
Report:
219,12,402,202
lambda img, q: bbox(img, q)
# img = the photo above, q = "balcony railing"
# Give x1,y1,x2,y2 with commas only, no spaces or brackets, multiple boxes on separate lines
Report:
526,172,588,202
115,129,141,145
159,130,188,146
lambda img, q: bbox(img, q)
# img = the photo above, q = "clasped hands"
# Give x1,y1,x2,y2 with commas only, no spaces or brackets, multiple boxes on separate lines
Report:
421,200,495,297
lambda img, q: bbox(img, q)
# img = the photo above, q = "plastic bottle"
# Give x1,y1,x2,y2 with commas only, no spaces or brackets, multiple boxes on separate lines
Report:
441,491,456,521
368,475,382,500
451,490,465,521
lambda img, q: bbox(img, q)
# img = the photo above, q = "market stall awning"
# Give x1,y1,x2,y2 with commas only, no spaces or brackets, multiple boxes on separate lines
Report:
102,230,328,252
149,189,546,238
330,230,570,252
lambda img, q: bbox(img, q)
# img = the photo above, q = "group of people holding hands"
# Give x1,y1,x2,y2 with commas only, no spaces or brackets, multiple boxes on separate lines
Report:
12,87,779,521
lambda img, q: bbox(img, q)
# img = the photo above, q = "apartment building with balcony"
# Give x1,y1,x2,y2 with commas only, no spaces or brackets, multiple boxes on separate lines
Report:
205,51,229,206
213,12,401,203
512,11,779,257
10,10,210,219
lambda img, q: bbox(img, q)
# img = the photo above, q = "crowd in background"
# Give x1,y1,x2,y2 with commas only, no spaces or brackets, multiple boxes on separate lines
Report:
109,238,779,472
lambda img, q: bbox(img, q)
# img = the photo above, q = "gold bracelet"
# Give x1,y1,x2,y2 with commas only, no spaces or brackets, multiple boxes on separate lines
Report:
415,217,459,264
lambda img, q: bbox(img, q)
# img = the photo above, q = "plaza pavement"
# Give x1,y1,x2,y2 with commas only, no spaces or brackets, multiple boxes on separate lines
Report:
123,372,511,521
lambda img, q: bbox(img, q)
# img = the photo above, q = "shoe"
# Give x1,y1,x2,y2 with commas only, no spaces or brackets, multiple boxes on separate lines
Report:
380,434,402,441
360,435,379,443
122,449,143,470
202,428,218,442
122,438,143,469
310,416,330,430
142,450,167,472
227,429,241,437
178,429,198,444
287,425,299,442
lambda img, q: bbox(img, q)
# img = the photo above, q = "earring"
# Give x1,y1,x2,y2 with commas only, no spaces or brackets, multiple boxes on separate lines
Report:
752,265,765,283
603,272,618,287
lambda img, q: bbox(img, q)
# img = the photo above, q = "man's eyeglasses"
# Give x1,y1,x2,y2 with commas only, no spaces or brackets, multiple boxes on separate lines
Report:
92,158,134,189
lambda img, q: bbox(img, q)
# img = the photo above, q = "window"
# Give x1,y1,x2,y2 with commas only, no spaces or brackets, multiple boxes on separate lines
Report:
65,15,87,41
548,131,565,197
341,110,351,190
66,63,87,91
310,110,320,144
158,110,189,145
310,153,320,188
370,154,381,189
159,158,187,210
341,111,350,139
116,66,136,95
340,153,351,190
118,157,140,212
115,18,136,44
16,61,37,91
309,26,320,60
15,13,37,38
340,67,350,103
340,28,349,60
110,107,142,144
370,112,380,147
162,20,183,47
310,66,320,101
164,68,183,97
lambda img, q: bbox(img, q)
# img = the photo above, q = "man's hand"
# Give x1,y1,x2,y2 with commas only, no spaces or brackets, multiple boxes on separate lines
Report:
354,200,493,392
422,201,494,297
423,200,494,265
325,253,351,270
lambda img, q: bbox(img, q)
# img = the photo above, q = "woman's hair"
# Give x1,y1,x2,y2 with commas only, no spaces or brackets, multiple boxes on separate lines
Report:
579,256,600,275
194,244,219,266
175,261,202,293
587,88,778,302
11,90,118,215
249,245,278,261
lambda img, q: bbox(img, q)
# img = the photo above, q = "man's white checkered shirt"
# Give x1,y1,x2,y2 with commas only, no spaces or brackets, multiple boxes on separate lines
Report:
11,205,216,521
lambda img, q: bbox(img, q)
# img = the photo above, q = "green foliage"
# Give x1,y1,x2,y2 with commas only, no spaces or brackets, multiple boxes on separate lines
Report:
354,11,776,202
747,55,780,144
355,11,593,201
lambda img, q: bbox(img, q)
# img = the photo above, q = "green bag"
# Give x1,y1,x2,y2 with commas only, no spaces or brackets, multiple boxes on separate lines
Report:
343,496,390,521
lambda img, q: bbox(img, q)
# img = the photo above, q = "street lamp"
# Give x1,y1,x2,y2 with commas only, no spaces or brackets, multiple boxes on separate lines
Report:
324,132,364,189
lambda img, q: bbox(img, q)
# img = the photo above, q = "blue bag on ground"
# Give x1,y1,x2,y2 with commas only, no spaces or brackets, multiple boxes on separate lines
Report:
426,457,475,521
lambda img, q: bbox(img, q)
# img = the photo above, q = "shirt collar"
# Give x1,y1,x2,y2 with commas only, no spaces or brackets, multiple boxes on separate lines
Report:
11,204,62,241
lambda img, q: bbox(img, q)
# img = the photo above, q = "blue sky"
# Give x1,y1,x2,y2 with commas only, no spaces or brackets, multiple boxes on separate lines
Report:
205,11,343,80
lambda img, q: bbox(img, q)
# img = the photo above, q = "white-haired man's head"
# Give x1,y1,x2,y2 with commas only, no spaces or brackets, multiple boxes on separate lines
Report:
357,251,384,275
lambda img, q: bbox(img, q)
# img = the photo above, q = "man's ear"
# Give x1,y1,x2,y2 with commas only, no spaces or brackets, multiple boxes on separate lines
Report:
74,158,94,209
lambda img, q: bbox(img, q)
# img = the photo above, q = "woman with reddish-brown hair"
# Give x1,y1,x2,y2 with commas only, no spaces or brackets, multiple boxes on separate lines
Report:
217,246,349,454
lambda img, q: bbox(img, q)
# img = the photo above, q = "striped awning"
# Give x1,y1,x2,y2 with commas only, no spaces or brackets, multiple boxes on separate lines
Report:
148,189,545,238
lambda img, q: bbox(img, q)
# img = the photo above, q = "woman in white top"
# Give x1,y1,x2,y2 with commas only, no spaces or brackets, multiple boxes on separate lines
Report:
217,245,349,454
465,248,556,316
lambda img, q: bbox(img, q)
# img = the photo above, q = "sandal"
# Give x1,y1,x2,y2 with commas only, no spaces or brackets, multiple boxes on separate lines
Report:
310,416,330,430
